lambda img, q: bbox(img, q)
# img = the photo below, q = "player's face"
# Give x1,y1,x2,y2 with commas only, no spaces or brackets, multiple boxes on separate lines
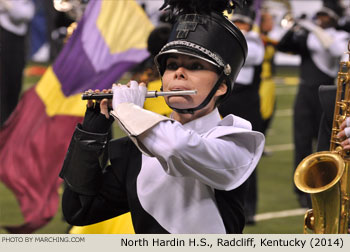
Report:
162,54,225,112
316,14,332,28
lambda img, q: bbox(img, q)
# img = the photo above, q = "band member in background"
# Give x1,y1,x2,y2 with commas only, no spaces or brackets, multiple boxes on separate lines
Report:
259,10,278,138
219,6,265,225
59,0,265,233
276,1,350,208
0,0,35,127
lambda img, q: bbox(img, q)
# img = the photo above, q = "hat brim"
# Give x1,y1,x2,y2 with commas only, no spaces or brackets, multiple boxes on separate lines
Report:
230,14,253,25
155,48,221,68
316,7,339,20
155,42,224,75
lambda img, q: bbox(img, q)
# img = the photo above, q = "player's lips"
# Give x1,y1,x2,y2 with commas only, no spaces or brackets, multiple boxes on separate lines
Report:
169,86,190,91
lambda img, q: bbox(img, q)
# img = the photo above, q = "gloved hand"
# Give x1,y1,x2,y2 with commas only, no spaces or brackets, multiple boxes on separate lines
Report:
82,90,114,133
112,80,147,111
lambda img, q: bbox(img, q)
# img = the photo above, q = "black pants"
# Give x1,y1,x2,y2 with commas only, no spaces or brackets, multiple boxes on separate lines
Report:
0,27,26,127
293,83,330,195
317,85,336,152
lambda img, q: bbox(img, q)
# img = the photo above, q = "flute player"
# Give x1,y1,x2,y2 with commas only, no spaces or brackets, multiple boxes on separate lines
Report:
59,0,265,234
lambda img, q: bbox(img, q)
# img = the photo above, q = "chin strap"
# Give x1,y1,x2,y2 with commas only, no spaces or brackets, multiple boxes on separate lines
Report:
168,72,226,114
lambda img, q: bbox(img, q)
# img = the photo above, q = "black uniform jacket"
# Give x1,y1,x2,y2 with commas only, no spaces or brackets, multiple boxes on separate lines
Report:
277,28,334,86
59,125,248,234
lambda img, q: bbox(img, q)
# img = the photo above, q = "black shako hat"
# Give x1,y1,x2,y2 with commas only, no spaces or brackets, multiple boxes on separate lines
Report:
230,6,256,25
155,12,248,103
316,0,343,21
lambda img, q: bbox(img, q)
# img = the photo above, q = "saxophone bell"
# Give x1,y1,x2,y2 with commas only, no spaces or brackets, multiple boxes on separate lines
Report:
293,42,350,234
294,151,345,233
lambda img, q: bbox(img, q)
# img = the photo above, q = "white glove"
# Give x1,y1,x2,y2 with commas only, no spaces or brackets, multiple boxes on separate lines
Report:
112,80,147,110
345,117,350,138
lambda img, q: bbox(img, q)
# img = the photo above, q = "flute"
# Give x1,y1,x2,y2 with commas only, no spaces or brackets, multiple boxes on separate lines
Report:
81,90,197,100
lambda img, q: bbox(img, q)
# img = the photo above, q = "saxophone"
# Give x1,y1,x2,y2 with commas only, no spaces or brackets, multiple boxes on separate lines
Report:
294,42,350,234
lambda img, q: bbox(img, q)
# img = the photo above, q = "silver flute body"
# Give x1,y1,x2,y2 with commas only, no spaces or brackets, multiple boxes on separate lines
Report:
81,90,197,100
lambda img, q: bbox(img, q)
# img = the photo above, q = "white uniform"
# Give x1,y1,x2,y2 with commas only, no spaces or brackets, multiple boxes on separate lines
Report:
114,106,265,233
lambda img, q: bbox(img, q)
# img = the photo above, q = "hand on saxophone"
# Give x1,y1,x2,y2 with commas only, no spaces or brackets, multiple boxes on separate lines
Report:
337,117,350,149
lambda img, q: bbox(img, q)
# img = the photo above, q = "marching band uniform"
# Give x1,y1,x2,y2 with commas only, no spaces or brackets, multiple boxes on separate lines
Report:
219,27,265,135
277,4,350,207
219,8,265,224
0,0,35,126
259,11,278,136
60,0,265,233
60,106,264,233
